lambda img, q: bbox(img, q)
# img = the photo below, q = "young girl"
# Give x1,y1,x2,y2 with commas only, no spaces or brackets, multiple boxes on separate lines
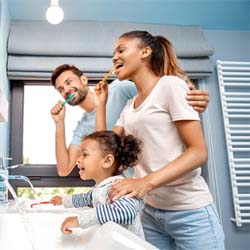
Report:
50,130,144,238
95,31,225,250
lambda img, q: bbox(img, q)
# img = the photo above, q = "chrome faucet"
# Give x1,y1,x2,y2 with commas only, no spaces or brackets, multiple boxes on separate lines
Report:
0,157,33,203
0,157,10,203
0,157,24,170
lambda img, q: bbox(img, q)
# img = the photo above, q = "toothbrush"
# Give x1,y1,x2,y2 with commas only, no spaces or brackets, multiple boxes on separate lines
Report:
30,201,51,208
62,93,75,107
101,68,116,82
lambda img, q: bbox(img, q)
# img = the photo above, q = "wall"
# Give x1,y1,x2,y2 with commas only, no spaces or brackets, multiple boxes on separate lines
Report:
203,30,250,250
8,0,250,31
0,0,10,158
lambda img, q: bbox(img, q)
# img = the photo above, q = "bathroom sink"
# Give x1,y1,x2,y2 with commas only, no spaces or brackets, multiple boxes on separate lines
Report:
0,200,158,250
0,210,98,250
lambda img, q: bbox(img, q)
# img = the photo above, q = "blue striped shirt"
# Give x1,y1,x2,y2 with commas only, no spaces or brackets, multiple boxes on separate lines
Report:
72,187,139,225
63,175,145,238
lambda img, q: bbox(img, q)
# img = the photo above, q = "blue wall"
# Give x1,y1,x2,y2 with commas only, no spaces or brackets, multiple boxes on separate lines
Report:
202,30,250,250
8,0,250,31
0,0,10,158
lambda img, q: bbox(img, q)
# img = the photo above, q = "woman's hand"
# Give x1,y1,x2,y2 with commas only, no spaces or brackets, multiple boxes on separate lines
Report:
61,216,79,234
94,80,109,131
50,195,62,206
94,80,109,107
186,89,210,113
108,177,152,202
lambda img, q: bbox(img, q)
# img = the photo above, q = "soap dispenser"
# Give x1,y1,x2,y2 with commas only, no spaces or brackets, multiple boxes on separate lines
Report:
0,157,11,204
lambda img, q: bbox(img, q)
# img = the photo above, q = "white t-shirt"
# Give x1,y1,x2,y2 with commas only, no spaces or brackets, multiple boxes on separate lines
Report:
116,75,213,210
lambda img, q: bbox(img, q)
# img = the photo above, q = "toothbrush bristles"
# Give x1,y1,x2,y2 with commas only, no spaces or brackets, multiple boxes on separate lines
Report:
102,68,116,82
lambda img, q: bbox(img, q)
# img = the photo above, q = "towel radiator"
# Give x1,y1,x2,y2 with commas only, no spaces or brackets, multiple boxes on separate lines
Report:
217,60,250,226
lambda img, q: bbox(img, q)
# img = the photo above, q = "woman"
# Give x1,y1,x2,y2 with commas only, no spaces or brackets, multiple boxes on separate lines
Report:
95,30,225,250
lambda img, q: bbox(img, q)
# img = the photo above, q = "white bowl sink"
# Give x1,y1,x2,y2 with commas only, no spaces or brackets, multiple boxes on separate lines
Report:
0,211,98,250
0,201,158,250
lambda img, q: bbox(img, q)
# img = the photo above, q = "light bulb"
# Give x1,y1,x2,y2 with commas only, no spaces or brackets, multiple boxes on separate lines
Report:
46,1,64,25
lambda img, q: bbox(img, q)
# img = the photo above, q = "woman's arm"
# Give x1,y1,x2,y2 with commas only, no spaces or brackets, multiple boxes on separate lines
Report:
94,80,125,136
109,120,207,201
94,81,109,131
146,120,207,189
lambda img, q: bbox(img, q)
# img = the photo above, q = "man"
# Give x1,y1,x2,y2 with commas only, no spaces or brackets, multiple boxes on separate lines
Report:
50,64,209,176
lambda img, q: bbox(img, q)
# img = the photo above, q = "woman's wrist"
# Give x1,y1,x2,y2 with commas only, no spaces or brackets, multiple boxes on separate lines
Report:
96,104,106,109
143,174,157,194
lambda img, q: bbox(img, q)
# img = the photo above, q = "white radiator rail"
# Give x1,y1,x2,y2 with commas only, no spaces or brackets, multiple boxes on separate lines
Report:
217,60,250,227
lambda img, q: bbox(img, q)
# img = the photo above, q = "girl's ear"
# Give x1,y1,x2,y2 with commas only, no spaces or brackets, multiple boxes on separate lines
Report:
80,74,88,87
103,154,115,169
141,46,152,59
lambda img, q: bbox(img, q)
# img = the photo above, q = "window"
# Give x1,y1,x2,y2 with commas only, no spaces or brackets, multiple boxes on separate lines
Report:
23,85,83,164
9,81,95,194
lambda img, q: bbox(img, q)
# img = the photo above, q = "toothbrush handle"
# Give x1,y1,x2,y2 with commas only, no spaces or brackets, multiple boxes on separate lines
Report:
62,94,75,107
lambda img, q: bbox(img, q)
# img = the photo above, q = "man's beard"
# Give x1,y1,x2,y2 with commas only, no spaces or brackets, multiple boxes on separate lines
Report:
71,88,88,106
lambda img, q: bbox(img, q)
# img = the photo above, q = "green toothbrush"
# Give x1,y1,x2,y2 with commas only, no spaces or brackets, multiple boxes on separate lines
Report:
62,93,75,107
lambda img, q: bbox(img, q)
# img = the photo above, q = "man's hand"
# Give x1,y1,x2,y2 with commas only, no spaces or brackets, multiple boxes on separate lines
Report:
61,216,79,234
50,101,66,123
186,89,210,113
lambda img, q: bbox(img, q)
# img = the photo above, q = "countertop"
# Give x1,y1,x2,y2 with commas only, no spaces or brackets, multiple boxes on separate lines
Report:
0,199,158,250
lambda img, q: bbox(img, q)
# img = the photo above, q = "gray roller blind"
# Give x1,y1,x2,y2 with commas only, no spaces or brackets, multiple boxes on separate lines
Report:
7,21,214,80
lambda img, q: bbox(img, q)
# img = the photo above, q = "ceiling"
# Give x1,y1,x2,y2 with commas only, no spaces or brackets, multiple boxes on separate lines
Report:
6,0,250,31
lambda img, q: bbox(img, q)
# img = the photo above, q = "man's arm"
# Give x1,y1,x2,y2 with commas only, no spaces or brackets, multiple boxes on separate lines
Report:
51,101,79,176
55,123,79,176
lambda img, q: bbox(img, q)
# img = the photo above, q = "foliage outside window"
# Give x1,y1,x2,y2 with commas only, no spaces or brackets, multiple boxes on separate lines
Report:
18,187,91,200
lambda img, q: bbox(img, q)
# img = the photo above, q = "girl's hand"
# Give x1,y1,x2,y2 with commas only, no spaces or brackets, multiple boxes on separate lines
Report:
186,89,210,113
94,80,109,107
61,216,79,234
50,195,62,206
108,177,152,202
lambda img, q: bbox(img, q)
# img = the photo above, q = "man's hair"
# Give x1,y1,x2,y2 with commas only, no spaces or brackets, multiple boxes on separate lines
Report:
51,64,83,86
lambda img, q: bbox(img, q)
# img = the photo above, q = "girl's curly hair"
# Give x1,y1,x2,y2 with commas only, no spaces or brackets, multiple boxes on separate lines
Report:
84,131,142,175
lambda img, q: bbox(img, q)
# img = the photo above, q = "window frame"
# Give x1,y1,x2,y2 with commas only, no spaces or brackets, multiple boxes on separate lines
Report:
9,80,94,191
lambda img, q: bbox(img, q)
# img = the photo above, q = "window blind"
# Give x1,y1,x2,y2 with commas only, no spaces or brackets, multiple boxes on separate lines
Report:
7,21,214,80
